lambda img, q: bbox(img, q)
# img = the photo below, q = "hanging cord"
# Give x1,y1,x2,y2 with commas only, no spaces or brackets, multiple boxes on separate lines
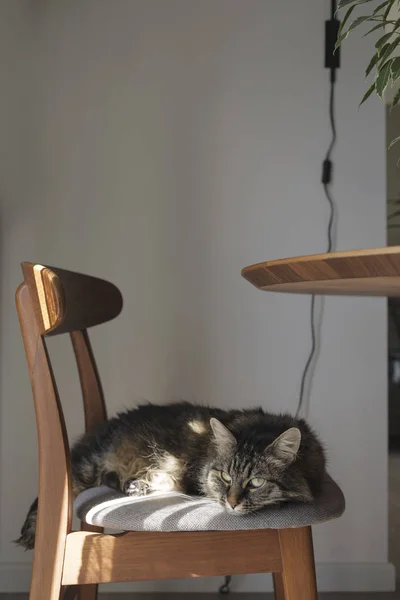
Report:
219,575,232,594
324,75,337,255
296,77,337,417
296,4,339,419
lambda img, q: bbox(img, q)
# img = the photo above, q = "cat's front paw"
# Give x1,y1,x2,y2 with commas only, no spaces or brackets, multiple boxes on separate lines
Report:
123,479,150,497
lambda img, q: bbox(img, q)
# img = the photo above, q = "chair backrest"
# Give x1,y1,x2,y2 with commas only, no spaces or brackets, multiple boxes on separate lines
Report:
15,262,123,540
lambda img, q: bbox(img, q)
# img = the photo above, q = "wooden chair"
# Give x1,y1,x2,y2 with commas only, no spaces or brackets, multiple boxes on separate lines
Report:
16,262,344,600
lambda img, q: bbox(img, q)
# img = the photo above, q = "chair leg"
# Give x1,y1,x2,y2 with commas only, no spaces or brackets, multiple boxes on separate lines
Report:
77,585,98,600
77,522,100,600
273,526,317,600
29,522,66,600
61,586,79,600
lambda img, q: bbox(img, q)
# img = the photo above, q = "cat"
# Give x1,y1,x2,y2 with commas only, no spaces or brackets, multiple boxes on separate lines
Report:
16,402,325,549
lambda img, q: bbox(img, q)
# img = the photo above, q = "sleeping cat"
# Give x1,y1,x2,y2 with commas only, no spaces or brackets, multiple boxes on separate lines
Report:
17,402,325,549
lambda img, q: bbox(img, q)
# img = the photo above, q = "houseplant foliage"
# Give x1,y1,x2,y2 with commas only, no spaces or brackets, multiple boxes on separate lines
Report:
336,0,400,146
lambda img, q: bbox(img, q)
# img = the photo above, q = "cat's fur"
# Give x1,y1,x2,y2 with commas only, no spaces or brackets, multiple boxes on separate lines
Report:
16,402,325,550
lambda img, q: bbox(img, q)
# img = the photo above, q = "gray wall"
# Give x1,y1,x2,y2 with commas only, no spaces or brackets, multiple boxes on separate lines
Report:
0,0,391,593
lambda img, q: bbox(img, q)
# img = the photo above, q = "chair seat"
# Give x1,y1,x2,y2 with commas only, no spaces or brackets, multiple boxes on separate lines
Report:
75,472,344,532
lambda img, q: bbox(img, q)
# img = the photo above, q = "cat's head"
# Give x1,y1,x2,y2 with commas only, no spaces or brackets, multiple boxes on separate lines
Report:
202,418,313,513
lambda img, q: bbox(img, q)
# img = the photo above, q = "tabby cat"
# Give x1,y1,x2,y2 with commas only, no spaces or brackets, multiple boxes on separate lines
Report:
17,402,325,549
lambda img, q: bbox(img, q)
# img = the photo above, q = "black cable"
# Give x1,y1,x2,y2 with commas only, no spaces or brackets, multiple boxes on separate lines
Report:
295,80,336,418
324,77,336,255
295,12,338,418
327,74,337,155
219,575,232,594
296,295,317,418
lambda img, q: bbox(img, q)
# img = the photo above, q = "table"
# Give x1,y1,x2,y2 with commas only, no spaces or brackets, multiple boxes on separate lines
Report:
241,247,400,297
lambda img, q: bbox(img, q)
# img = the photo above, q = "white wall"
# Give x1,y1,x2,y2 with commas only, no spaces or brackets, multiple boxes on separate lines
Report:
0,0,391,593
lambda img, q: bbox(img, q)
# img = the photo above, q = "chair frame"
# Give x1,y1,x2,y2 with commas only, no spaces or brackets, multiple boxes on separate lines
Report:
16,262,318,600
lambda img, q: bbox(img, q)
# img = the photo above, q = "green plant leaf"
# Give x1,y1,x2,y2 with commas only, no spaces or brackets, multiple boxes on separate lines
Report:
373,1,391,15
360,81,376,105
379,37,400,65
339,5,356,35
363,22,387,37
349,15,375,31
381,57,396,72
335,16,371,49
376,58,393,98
392,88,400,107
365,52,379,76
338,0,373,7
335,29,351,49
376,31,394,50
377,42,390,60
391,56,400,80
363,19,400,41
384,0,397,20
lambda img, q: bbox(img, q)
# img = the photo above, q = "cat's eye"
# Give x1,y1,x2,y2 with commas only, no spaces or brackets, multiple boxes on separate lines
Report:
219,471,232,485
248,477,265,489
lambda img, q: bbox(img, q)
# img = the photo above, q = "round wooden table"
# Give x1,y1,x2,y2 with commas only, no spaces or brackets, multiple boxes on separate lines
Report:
242,247,400,296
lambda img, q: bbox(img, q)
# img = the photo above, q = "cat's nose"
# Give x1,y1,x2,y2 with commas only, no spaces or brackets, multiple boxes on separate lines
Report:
227,496,239,509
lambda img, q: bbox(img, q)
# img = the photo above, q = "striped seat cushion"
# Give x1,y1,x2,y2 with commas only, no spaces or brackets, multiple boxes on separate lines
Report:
75,472,344,532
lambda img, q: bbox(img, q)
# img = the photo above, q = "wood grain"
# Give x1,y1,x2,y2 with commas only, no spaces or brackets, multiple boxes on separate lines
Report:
17,263,121,600
62,530,282,585
70,330,107,432
70,328,107,600
77,524,103,600
241,246,400,296
21,262,123,335
16,283,72,600
273,527,317,599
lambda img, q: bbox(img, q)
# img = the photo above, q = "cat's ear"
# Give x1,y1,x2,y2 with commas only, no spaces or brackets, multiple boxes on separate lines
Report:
267,427,301,465
210,418,236,448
